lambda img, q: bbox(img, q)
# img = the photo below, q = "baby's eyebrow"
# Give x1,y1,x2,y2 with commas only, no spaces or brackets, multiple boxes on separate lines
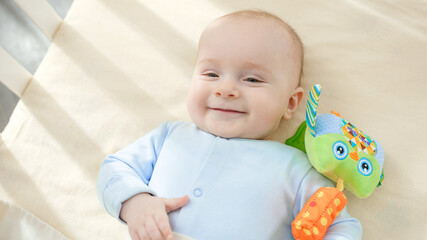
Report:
197,58,220,66
197,58,273,76
242,61,274,78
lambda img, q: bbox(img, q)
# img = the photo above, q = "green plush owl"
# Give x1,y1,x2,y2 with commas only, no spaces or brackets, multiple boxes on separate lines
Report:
286,84,384,198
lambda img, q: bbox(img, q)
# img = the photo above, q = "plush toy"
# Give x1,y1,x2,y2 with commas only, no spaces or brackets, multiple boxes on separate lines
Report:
286,84,384,240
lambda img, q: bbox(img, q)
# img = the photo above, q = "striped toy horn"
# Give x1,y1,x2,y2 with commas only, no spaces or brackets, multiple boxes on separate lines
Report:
306,84,322,137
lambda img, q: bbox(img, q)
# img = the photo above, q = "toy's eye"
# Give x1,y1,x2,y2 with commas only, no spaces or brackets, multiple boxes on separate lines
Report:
358,158,373,176
332,141,348,160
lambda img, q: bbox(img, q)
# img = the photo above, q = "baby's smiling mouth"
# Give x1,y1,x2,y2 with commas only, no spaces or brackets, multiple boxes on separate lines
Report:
209,107,246,114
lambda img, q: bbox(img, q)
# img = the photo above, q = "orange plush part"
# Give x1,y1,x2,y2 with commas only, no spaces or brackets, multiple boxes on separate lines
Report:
292,187,347,240
330,110,341,117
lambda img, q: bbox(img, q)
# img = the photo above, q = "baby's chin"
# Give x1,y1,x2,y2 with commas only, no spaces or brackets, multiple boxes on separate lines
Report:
210,129,241,139
196,124,234,139
197,123,265,140
190,113,272,139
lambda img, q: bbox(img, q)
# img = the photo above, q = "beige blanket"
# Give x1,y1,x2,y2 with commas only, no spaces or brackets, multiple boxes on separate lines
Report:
0,200,68,239
0,0,426,239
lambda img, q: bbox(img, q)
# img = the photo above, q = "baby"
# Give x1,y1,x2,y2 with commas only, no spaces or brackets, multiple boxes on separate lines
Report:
97,10,362,240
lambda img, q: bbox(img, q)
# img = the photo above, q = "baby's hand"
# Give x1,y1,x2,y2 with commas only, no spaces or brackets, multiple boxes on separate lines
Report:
120,193,189,240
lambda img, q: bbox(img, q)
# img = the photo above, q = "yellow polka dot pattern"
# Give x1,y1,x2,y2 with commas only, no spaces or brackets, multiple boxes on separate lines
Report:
320,217,328,226
291,187,348,240
335,198,341,206
313,226,319,235
303,229,311,236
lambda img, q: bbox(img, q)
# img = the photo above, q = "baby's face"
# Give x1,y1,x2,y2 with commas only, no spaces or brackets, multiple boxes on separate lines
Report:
187,17,303,139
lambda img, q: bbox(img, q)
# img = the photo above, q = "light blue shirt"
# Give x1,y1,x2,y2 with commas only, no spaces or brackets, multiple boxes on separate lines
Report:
97,121,362,239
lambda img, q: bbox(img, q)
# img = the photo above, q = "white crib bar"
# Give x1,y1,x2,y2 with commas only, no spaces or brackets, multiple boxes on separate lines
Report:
0,46,32,97
13,0,63,41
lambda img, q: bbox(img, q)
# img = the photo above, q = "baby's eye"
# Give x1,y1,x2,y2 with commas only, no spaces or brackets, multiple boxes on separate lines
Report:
244,78,262,83
205,73,219,78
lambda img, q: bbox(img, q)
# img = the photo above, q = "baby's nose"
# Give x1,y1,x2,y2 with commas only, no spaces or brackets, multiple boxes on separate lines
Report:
215,88,240,98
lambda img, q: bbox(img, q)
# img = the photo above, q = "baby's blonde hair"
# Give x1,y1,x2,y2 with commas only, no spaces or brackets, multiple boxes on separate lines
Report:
219,10,304,86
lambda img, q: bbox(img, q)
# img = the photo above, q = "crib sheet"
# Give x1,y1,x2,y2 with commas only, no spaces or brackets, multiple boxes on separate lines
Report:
0,200,69,239
0,0,426,239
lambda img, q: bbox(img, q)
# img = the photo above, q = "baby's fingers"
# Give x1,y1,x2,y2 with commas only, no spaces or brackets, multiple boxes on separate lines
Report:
137,230,150,240
145,218,164,240
129,230,141,240
128,223,144,240
154,214,173,240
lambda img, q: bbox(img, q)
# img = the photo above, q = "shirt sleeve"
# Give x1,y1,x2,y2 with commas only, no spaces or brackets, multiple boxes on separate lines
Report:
292,168,363,240
96,121,170,222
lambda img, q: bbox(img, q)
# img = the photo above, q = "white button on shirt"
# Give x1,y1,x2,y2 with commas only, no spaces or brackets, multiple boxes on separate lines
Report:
97,121,362,240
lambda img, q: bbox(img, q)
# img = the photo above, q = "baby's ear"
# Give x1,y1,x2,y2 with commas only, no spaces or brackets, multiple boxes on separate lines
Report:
283,87,304,120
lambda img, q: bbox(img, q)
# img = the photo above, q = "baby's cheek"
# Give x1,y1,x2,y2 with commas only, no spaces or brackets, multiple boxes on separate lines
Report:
187,93,200,119
188,83,203,102
260,105,286,130
257,101,283,120
188,86,209,121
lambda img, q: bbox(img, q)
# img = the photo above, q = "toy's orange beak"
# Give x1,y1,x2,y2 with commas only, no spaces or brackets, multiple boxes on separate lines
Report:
349,151,359,161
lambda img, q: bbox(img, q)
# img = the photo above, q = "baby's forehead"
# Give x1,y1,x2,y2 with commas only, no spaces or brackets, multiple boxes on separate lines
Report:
203,16,300,54
202,19,291,50
210,16,291,37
